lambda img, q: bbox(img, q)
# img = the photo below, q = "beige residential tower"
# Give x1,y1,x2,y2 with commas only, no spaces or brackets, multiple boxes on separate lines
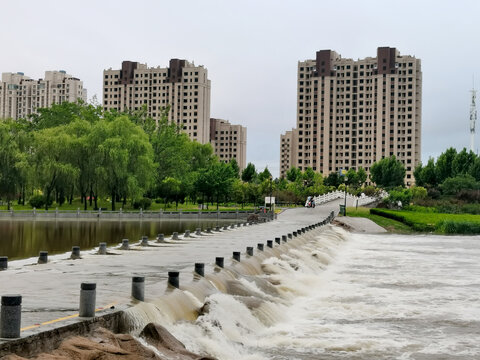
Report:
0,71,87,120
210,118,247,171
280,47,422,186
103,59,211,144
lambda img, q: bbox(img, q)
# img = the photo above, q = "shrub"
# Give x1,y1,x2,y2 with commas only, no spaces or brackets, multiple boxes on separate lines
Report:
29,195,45,208
427,187,441,199
154,198,163,204
133,197,152,210
385,189,412,208
456,190,480,202
411,186,427,202
438,220,480,234
362,185,377,197
440,174,479,195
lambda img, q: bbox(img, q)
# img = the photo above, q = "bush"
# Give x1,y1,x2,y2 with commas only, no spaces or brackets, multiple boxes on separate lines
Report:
385,189,412,208
456,190,480,202
427,187,441,199
29,195,46,208
133,197,152,210
440,174,479,195
155,198,163,204
411,186,427,202
438,220,480,234
362,185,377,197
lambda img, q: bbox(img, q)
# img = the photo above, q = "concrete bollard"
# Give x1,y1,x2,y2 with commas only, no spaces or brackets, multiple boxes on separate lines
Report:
293,231,297,237
288,233,293,239
215,257,224,268
172,232,179,240
168,271,179,289
98,243,107,255
233,251,241,262
184,230,191,238
195,228,202,236
0,256,7,270
246,247,254,256
0,295,22,338
267,240,273,248
156,234,164,243
79,283,96,318
38,251,48,264
282,235,287,243
131,276,145,301
194,263,205,277
206,228,212,234
121,239,130,249
223,225,229,230
230,224,235,229
141,236,149,246
71,246,81,259
275,237,281,245
215,226,220,232
257,243,264,251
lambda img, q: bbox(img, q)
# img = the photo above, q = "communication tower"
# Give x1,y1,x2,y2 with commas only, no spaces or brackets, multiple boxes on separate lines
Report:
470,86,477,153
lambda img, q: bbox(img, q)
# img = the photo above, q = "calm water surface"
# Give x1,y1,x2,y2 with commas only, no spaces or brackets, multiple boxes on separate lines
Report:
0,218,235,260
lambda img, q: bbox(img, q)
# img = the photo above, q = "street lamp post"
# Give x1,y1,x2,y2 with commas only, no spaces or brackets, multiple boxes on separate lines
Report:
344,178,348,216
269,176,273,219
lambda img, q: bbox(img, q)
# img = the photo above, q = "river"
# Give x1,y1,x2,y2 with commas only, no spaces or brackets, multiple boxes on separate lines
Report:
0,218,235,260
122,226,480,359
1,206,479,359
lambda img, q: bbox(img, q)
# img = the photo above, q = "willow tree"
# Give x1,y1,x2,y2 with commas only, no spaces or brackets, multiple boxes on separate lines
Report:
94,115,155,211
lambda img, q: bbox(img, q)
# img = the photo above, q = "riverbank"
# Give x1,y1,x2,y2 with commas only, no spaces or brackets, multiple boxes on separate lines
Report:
341,207,480,234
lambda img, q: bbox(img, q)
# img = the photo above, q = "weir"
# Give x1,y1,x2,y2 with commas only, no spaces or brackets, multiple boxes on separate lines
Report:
0,201,342,358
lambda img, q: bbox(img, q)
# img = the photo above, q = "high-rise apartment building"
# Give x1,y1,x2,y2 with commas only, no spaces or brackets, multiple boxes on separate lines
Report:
0,71,87,120
103,59,211,144
210,118,247,171
280,128,299,175
280,47,422,185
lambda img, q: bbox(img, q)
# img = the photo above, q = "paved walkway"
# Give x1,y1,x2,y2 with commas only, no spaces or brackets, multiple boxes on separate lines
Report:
0,200,342,337
334,216,387,233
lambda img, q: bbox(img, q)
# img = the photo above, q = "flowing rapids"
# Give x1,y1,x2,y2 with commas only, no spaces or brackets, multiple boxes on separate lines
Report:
121,226,480,359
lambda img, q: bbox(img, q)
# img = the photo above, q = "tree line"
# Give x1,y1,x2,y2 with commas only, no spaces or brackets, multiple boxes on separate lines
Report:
0,101,410,211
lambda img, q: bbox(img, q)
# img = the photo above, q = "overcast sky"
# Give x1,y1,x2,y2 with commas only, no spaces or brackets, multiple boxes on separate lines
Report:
1,0,479,177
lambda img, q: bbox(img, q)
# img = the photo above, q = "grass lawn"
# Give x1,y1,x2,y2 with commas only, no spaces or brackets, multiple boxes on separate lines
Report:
370,208,480,234
0,198,258,212
344,207,414,234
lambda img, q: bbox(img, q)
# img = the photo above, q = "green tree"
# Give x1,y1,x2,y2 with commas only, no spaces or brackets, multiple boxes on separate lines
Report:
324,172,342,187
302,167,316,187
470,156,480,181
241,162,256,183
229,158,240,179
452,148,476,176
286,167,302,182
370,156,406,188
94,116,155,211
257,167,272,183
0,121,25,209
436,147,457,182
159,177,182,210
32,126,78,210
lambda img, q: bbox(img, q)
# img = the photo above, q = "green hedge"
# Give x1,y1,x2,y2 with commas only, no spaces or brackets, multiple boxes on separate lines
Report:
369,208,480,234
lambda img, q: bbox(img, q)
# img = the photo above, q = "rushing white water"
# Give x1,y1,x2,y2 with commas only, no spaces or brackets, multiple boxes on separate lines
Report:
123,226,480,360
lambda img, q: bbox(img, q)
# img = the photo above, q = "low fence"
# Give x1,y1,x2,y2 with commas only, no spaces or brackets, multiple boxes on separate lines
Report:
313,190,387,207
0,208,256,220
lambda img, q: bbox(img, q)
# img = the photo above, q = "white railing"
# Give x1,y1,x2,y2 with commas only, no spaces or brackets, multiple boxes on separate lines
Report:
312,190,387,207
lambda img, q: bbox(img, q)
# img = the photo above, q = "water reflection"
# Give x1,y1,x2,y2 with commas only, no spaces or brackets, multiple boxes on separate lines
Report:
0,218,235,260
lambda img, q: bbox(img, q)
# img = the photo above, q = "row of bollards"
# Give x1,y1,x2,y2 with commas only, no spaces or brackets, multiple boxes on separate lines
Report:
0,214,335,339
0,220,270,270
